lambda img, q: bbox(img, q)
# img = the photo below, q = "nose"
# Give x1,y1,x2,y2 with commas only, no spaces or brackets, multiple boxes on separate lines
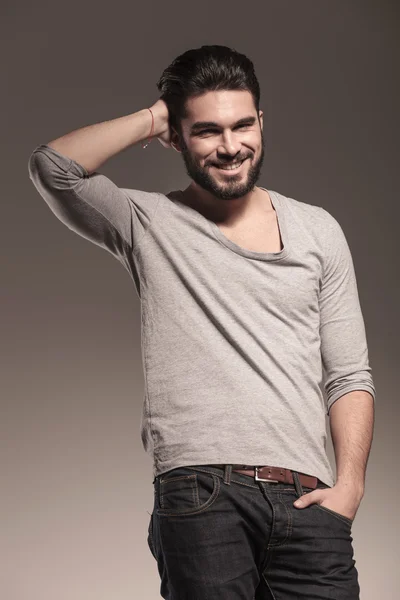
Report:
217,131,242,157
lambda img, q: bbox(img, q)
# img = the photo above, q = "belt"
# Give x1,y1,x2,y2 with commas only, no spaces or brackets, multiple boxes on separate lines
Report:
214,464,318,489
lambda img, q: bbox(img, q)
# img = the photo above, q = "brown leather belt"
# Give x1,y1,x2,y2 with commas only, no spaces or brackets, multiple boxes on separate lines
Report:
214,465,318,489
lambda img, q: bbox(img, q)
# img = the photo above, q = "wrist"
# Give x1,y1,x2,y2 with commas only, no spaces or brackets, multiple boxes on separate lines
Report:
149,100,170,137
335,477,364,498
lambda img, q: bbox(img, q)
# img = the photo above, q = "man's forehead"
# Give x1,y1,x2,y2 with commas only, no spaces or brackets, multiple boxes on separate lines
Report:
183,90,256,127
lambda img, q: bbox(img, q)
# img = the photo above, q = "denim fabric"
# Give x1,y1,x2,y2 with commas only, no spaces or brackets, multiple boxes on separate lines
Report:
147,464,359,599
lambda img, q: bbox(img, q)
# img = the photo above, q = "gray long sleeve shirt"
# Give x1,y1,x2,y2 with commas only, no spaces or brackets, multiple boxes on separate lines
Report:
28,144,376,487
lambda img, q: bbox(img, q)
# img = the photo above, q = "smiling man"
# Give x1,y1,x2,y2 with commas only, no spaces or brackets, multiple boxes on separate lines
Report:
178,91,265,201
28,45,375,600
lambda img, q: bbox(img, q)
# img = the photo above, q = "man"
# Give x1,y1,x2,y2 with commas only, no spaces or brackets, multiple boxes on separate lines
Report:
28,45,375,599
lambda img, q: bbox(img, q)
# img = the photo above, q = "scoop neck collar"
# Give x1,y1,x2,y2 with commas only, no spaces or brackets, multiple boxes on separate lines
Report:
170,187,289,262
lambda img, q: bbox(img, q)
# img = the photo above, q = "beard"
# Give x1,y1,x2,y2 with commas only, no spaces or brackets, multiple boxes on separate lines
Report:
179,131,265,200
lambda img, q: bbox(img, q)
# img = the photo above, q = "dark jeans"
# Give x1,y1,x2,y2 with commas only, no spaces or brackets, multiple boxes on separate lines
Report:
147,464,359,599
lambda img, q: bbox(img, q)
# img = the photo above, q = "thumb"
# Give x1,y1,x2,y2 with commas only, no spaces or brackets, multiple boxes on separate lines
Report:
293,490,321,509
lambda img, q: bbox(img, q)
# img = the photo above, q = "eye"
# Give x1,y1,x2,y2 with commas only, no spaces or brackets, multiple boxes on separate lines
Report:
198,124,251,136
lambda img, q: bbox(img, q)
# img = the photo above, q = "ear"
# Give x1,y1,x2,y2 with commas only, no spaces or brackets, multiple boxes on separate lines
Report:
258,109,264,130
170,127,183,153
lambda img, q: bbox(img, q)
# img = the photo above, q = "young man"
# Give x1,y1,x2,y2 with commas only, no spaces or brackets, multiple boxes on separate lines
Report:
28,45,375,599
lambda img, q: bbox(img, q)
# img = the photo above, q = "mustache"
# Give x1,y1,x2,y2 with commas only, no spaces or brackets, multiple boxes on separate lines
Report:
211,156,250,167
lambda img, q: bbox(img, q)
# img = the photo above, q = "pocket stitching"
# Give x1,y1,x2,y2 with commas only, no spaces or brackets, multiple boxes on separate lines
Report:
315,503,353,526
160,474,198,510
156,474,220,517
160,473,197,484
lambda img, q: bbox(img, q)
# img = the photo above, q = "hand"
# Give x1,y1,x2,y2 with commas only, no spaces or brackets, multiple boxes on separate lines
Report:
293,483,363,522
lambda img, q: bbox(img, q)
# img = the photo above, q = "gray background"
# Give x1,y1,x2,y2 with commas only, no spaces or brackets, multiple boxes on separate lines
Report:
2,1,399,598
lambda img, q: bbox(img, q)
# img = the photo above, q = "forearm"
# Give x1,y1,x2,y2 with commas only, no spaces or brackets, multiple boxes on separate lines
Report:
329,390,375,495
46,102,167,175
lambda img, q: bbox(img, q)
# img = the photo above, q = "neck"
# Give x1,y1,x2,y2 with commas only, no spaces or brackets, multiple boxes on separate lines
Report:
181,184,272,225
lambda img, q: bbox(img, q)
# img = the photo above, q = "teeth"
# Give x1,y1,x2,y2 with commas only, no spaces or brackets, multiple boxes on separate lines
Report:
217,160,244,170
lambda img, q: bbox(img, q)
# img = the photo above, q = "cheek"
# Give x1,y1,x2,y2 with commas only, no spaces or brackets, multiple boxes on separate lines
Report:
192,139,217,158
183,146,203,165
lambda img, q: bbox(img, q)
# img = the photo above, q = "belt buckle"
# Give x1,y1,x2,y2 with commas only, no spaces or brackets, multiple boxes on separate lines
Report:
255,466,279,483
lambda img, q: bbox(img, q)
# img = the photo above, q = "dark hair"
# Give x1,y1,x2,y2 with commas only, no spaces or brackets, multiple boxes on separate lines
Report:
156,45,261,138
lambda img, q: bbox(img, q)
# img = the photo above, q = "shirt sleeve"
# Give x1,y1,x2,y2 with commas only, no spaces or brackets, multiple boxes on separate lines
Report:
317,207,376,415
27,144,160,266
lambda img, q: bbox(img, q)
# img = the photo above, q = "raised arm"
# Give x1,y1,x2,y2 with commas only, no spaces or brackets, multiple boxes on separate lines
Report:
46,99,171,174
27,100,171,263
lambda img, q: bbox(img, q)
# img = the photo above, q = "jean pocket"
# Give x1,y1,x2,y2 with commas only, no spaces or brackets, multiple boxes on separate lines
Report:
156,469,221,517
314,503,354,526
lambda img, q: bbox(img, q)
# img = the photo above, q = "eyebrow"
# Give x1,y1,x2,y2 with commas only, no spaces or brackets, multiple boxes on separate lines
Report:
190,116,257,133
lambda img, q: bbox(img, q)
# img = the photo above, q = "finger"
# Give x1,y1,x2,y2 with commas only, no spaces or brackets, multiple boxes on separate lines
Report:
294,490,323,508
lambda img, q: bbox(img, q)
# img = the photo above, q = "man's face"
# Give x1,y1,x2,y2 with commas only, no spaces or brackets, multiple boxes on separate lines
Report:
173,90,265,200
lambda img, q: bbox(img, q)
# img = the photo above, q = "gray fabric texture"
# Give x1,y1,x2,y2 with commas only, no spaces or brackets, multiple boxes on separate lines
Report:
28,144,376,486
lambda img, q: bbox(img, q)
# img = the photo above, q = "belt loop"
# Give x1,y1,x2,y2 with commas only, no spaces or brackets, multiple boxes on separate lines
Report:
223,464,232,485
292,471,305,498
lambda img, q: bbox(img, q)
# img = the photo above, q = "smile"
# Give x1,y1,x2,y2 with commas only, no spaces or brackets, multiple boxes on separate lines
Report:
213,158,247,172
